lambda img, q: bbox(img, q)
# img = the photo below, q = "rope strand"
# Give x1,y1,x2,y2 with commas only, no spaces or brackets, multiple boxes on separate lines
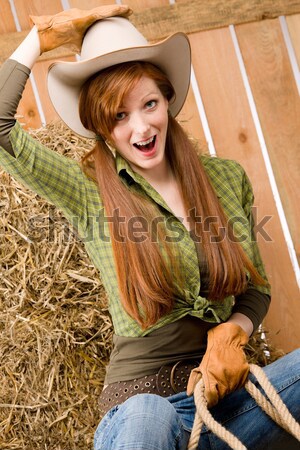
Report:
188,364,300,450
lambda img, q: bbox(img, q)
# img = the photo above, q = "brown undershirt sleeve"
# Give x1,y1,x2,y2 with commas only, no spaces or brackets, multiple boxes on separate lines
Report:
233,287,271,332
0,59,31,156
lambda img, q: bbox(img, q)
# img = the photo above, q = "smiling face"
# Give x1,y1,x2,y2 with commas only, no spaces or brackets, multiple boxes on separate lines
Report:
79,62,176,178
111,76,170,178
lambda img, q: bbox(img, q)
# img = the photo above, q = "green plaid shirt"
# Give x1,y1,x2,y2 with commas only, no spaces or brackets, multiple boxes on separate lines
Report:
0,122,270,336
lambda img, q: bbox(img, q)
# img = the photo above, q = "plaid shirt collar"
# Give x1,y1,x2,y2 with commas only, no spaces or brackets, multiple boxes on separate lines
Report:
115,152,175,214
115,152,223,199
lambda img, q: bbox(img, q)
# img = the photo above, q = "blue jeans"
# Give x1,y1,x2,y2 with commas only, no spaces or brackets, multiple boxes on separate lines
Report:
94,349,300,449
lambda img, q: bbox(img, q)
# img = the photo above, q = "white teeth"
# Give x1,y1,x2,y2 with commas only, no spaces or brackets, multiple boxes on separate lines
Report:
135,136,154,146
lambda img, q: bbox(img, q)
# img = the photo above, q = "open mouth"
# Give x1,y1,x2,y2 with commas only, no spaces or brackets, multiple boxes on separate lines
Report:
133,135,156,152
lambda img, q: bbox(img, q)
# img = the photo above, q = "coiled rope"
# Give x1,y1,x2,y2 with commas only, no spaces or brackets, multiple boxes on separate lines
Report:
188,363,300,450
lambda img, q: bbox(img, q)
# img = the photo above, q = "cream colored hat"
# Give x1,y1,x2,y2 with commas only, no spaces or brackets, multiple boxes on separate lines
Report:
47,16,191,138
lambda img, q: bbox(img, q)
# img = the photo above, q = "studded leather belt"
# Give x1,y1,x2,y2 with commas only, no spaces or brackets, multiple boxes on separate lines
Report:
99,358,201,417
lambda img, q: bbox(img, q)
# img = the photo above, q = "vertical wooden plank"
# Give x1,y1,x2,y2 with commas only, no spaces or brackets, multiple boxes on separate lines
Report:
13,0,63,29
69,0,116,7
236,19,300,264
0,0,17,33
177,87,207,148
286,13,300,68
17,77,42,129
122,0,170,12
1,0,42,128
190,28,263,161
189,26,300,352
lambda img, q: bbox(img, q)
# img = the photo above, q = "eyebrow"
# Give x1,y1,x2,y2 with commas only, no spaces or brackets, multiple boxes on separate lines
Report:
141,91,159,100
117,90,159,110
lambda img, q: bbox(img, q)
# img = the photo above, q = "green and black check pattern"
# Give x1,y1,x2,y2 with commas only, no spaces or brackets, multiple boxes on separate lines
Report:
0,122,270,336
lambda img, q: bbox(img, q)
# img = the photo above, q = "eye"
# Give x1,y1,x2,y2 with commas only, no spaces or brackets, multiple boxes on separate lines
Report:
115,111,126,121
145,100,157,109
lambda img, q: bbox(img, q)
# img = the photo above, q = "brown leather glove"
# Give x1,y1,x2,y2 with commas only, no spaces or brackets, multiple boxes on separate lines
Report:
29,5,132,54
187,322,249,408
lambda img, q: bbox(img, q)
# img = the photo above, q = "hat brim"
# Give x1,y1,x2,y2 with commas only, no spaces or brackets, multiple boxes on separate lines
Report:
47,32,191,138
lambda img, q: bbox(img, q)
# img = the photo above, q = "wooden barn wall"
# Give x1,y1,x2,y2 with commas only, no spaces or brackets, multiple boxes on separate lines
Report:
0,0,299,352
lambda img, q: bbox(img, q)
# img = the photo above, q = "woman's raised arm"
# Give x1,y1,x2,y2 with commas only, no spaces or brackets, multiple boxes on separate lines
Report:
0,27,39,156
0,5,131,156
10,26,40,69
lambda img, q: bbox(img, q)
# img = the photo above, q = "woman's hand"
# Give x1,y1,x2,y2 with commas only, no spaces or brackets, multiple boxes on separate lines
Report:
30,5,132,54
187,322,250,407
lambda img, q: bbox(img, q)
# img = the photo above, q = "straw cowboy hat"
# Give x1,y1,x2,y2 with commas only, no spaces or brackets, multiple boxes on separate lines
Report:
47,16,191,138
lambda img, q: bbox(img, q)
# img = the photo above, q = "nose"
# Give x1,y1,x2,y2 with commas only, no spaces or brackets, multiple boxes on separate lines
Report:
130,112,150,136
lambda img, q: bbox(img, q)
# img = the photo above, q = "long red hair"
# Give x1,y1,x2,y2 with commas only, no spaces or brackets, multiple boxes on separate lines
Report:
79,61,266,328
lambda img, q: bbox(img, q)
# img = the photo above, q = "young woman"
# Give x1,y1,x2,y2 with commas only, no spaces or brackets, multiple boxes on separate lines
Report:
0,6,299,450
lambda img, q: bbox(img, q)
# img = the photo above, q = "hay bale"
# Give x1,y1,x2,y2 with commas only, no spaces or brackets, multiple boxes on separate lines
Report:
0,123,113,449
0,122,283,449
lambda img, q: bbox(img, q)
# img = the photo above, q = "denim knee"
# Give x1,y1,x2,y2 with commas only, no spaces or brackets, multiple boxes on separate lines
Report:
94,393,187,450
262,348,300,394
